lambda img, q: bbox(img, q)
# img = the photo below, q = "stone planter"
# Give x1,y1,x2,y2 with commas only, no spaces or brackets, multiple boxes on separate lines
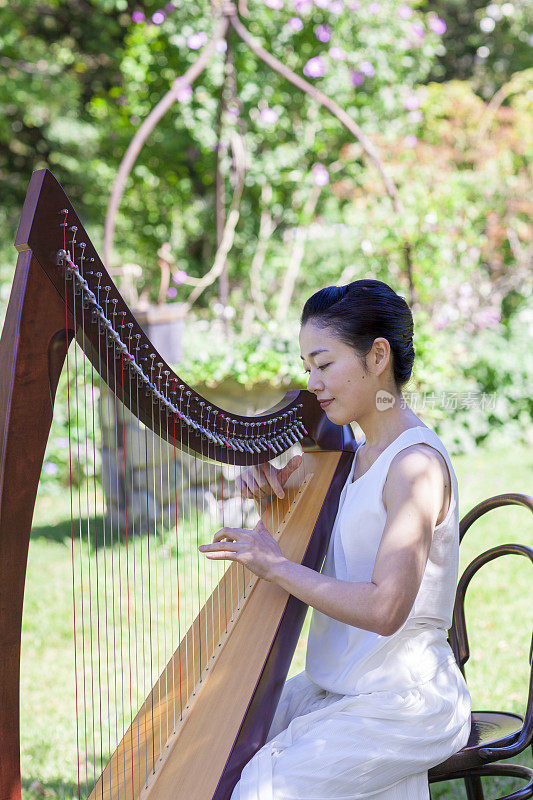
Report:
194,378,301,416
134,302,186,365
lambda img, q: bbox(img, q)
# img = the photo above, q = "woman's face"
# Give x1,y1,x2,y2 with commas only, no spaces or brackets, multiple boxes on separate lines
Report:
299,320,391,426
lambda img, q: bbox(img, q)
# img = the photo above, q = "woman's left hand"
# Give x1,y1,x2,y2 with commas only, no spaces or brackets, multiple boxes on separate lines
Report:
199,520,285,581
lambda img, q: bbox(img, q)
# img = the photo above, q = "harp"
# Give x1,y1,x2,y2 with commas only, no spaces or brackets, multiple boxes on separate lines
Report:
0,169,355,800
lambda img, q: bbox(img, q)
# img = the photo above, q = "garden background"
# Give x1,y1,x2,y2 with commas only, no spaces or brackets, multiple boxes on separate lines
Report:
0,0,531,798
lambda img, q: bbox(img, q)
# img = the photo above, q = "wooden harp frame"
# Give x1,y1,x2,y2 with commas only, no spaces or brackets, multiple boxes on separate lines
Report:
0,169,356,800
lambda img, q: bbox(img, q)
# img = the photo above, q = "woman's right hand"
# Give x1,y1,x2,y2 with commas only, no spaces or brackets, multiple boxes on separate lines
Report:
236,454,303,501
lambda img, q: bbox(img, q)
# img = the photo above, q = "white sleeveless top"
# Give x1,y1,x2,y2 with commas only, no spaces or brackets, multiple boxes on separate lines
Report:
305,426,460,696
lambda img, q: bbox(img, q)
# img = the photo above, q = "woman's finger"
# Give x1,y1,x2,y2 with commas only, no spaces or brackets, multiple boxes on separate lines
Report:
251,463,284,499
252,467,270,493
199,540,240,552
212,527,250,543
203,551,239,561
237,473,262,499
278,454,303,485
263,466,285,498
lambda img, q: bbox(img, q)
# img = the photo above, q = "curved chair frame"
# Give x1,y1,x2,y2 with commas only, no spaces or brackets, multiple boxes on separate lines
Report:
429,493,533,800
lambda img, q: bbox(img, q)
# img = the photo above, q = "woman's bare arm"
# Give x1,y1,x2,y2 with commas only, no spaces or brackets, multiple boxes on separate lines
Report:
201,446,446,637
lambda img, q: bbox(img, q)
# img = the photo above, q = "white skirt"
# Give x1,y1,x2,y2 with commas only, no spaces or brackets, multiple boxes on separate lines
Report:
230,657,471,800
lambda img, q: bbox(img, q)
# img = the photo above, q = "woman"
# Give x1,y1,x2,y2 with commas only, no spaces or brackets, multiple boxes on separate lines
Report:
199,280,471,800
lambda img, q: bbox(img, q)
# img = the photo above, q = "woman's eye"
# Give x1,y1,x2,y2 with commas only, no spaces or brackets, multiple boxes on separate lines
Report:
303,363,330,374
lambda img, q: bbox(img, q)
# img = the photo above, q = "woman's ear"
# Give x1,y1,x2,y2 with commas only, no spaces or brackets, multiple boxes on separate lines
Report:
369,337,391,377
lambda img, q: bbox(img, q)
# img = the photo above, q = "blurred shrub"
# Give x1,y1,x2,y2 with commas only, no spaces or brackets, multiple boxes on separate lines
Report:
427,0,532,99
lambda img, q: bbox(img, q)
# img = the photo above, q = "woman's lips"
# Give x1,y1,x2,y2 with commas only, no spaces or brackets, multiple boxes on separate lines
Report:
319,399,333,409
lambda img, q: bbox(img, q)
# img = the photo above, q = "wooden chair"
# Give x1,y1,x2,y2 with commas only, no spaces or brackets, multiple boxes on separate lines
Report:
428,493,533,800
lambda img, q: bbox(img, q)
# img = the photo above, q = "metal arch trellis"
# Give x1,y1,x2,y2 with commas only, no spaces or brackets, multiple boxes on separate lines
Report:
103,0,417,307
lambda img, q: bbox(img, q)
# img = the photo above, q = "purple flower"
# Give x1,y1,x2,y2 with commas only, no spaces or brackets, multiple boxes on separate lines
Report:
410,21,425,39
397,4,413,19
329,0,344,12
292,0,313,11
407,109,423,123
403,94,420,111
288,16,304,30
43,462,59,475
312,163,330,186
260,107,279,124
265,0,283,8
348,0,361,8
314,0,330,8
132,11,145,22
404,134,418,148
217,39,228,52
176,84,192,102
368,2,380,12
315,23,332,42
173,270,188,285
165,2,176,10
167,287,178,299
152,9,166,23
187,32,208,50
429,16,447,34
476,308,500,329
329,46,346,60
351,70,365,87
360,61,375,77
303,56,327,78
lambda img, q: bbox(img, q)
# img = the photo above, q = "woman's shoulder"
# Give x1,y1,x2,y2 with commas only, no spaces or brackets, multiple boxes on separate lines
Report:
384,432,452,524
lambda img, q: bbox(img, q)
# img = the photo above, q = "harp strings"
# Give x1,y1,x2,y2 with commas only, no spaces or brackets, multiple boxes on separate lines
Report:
59,234,306,800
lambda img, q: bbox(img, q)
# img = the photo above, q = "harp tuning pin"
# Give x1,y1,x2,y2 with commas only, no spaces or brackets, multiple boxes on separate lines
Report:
59,208,68,215
69,225,78,232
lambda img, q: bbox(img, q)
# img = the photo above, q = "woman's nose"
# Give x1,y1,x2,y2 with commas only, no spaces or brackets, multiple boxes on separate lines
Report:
307,371,324,394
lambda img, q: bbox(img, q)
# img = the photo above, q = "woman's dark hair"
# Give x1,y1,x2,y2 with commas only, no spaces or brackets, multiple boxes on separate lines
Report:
301,279,415,390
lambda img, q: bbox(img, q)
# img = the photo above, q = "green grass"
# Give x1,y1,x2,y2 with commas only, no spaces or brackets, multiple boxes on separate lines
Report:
20,443,532,800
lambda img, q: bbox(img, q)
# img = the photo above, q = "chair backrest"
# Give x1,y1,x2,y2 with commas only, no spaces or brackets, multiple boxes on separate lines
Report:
447,493,533,756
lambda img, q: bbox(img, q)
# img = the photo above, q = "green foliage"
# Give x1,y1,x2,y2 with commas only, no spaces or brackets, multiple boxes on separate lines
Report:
0,1,531,462
412,308,533,454
427,0,533,98
90,0,442,287
180,316,305,388
40,351,101,491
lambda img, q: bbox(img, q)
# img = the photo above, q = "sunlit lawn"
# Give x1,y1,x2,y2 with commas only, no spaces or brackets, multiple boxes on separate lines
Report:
21,442,532,800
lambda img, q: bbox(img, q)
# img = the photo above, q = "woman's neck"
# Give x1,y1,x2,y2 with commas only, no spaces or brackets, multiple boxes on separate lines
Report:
357,403,424,452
